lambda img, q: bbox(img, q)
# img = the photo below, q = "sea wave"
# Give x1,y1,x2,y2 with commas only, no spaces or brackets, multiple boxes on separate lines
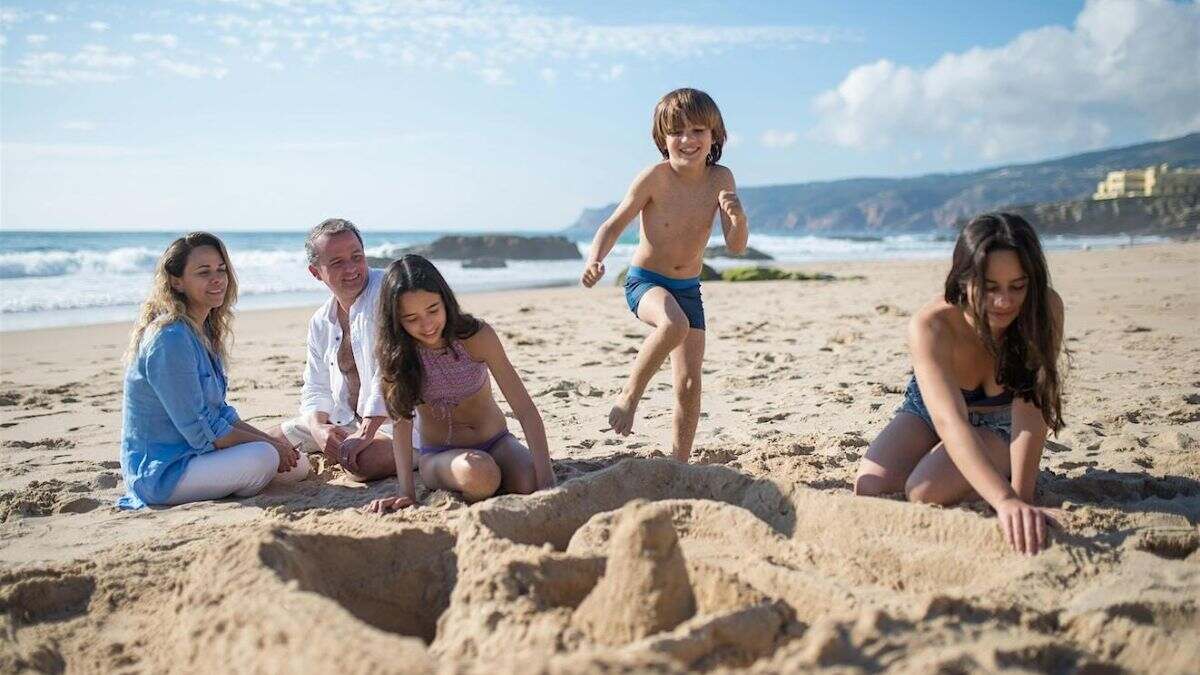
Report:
0,247,307,280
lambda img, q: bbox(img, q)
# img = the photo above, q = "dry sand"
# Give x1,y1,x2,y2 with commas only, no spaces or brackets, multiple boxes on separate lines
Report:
1,243,1197,673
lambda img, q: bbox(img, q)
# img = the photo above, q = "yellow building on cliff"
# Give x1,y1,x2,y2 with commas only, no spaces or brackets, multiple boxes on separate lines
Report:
1093,163,1200,199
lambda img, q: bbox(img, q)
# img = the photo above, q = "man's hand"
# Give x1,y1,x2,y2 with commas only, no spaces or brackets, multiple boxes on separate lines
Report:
581,260,606,288
337,435,370,474
314,423,350,464
363,495,417,514
718,189,746,225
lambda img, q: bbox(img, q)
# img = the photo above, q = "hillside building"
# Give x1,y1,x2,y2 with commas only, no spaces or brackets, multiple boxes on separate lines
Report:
1093,163,1200,199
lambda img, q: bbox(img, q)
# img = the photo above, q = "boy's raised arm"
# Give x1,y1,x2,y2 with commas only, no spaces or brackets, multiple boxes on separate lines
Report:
717,168,749,255
581,166,656,287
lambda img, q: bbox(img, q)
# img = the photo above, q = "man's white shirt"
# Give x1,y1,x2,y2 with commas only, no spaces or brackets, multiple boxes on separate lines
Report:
299,268,390,428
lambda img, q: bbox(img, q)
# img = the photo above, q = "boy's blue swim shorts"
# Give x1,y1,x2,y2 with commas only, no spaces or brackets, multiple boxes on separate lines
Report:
624,265,705,330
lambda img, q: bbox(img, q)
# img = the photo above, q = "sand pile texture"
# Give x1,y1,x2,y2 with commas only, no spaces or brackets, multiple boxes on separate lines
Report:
2,244,1198,672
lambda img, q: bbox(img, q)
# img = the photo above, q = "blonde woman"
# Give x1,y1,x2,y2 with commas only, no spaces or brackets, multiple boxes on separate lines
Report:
119,232,308,509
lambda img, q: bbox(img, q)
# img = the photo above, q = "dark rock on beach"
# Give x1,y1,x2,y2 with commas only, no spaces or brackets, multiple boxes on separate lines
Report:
704,245,773,260
368,235,581,268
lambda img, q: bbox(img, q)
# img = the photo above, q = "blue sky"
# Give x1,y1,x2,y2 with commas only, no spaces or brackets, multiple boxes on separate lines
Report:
2,0,1197,232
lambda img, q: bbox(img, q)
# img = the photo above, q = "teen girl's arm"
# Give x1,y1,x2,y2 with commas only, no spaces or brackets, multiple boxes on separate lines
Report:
365,416,417,513
1008,399,1047,502
1007,291,1065,503
473,323,556,490
909,310,1050,555
581,165,658,287
715,166,748,255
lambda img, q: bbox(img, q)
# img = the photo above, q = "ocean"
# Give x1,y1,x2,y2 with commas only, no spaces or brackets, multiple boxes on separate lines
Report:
0,230,1156,332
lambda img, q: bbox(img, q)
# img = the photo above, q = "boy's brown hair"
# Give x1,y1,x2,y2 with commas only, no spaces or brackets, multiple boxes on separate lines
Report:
651,88,727,166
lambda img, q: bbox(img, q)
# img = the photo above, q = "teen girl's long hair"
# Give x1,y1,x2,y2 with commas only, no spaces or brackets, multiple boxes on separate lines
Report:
376,255,481,420
124,232,238,365
945,213,1065,432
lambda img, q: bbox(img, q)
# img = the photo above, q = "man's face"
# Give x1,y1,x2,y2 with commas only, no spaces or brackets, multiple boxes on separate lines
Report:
309,231,368,299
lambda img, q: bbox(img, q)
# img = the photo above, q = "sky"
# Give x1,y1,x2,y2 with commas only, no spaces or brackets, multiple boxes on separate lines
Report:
1,0,1197,232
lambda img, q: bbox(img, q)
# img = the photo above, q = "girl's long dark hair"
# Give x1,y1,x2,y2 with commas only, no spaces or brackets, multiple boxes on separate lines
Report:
376,255,481,420
945,213,1065,433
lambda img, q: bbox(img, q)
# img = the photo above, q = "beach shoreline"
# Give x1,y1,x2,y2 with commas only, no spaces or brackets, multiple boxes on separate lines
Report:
1,243,1197,672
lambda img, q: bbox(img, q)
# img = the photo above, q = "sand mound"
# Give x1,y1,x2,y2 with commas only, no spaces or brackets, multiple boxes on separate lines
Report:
570,500,696,644
2,458,1198,673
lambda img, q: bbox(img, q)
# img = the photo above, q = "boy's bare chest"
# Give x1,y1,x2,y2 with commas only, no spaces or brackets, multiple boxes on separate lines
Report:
645,184,719,229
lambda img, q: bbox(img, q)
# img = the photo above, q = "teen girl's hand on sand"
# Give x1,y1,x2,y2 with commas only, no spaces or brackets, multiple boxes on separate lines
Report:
718,189,746,224
995,497,1058,555
364,495,416,514
581,260,605,288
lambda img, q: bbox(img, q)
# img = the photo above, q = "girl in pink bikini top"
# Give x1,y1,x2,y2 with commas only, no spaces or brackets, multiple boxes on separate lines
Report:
416,340,489,445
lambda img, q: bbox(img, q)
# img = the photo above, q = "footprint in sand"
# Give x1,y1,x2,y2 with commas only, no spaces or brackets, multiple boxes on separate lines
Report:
3,437,77,450
0,479,101,521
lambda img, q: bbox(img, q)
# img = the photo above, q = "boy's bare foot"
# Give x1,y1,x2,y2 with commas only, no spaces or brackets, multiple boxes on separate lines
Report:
608,396,638,435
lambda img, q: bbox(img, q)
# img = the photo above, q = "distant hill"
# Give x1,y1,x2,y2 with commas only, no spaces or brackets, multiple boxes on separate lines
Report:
562,132,1200,237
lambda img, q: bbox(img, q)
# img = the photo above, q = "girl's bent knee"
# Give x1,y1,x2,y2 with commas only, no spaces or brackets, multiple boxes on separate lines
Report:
904,476,944,505
455,451,501,499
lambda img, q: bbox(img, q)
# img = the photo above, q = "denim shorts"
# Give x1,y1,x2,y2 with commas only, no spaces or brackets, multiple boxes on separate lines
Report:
897,377,1012,443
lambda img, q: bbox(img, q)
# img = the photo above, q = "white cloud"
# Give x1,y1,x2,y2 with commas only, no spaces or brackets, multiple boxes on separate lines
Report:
724,132,742,149
760,129,799,149
42,13,60,24
220,35,241,46
0,35,6,48
74,45,136,70
539,66,556,84
1,8,25,30
156,59,229,79
184,1,854,80
480,66,512,85
89,21,110,33
61,120,98,131
812,0,1200,161
26,34,49,45
132,33,179,49
599,64,624,82
1,46,136,85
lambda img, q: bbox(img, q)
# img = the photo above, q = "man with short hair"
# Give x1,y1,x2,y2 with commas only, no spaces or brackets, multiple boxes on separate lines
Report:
270,218,396,480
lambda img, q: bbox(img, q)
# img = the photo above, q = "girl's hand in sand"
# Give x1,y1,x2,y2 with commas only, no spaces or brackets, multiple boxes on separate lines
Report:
581,260,605,288
718,189,746,224
995,497,1057,555
364,495,416,514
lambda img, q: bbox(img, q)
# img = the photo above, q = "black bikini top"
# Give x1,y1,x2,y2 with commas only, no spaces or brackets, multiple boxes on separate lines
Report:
961,384,1013,407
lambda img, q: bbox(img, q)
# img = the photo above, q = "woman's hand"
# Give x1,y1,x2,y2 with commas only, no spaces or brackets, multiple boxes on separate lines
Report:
995,497,1058,555
272,438,300,473
363,495,416,514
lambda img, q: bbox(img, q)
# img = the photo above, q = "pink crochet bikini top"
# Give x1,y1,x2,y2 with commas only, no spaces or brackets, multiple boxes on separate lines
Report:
418,340,489,444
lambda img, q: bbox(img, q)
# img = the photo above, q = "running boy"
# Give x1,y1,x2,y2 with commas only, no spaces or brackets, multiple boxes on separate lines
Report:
580,88,749,462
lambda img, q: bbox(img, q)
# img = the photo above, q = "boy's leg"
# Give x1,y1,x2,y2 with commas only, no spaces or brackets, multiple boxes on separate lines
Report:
669,328,705,462
610,287,690,435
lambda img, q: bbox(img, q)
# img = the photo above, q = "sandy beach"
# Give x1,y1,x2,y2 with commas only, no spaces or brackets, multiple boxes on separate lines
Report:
1,243,1197,673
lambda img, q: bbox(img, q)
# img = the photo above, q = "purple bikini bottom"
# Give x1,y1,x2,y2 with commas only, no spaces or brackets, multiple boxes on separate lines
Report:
417,430,514,457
